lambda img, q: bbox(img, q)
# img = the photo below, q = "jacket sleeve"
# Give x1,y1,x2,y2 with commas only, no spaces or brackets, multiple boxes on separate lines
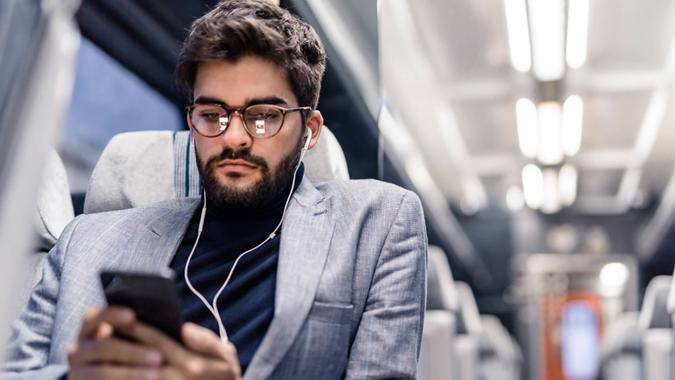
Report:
0,216,84,380
345,191,428,379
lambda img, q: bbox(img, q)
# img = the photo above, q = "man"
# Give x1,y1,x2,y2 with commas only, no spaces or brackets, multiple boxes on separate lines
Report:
1,1,427,379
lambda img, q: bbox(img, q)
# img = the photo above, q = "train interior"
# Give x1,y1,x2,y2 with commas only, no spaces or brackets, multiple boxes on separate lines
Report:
2,0,675,379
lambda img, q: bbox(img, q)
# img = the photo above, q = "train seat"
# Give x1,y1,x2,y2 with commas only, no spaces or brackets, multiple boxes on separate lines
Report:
84,127,349,213
12,150,75,317
479,315,522,380
601,312,642,380
602,275,672,380
640,276,672,380
419,246,459,380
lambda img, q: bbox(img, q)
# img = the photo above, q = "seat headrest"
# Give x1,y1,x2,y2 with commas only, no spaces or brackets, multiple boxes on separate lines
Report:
426,245,459,312
84,127,349,214
303,127,350,183
35,150,74,251
480,315,522,361
455,281,483,335
668,270,675,314
639,275,672,329
601,311,641,360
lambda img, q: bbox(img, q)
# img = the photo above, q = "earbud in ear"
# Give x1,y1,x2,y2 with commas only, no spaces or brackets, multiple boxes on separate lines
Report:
303,129,312,151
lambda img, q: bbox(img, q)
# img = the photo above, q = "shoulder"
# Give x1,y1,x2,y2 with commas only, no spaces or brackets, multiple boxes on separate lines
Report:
316,179,423,217
63,198,199,236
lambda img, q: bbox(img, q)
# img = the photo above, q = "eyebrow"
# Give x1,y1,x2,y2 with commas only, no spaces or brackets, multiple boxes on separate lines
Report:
193,95,290,107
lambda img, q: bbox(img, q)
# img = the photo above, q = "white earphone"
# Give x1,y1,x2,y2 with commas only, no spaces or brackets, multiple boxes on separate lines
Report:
184,128,313,342
303,128,312,151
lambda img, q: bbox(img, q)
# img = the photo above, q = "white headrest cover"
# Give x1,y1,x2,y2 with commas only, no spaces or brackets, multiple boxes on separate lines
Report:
84,126,349,214
426,245,459,312
455,281,483,335
304,127,349,182
84,131,175,214
639,275,672,329
35,150,75,250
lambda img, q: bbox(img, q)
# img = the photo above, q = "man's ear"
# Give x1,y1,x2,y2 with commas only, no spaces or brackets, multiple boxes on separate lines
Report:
305,110,323,150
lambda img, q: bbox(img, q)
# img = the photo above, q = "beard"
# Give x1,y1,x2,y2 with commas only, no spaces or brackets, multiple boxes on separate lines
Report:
196,136,303,210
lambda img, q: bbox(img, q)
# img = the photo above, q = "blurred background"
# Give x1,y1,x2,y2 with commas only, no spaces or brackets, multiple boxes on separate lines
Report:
3,0,675,379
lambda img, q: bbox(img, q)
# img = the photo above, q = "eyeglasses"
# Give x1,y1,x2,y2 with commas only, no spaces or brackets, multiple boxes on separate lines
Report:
186,103,311,138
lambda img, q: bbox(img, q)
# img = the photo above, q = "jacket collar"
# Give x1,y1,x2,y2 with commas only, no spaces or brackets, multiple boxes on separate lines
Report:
121,177,335,379
245,177,335,379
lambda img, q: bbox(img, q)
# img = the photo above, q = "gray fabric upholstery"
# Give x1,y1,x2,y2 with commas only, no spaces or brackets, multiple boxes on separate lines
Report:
643,329,672,380
455,281,483,335
479,315,522,380
15,150,75,317
172,131,201,198
84,131,175,213
35,150,74,251
638,276,673,380
84,127,349,214
600,312,642,380
639,276,672,330
668,270,675,315
417,311,456,380
601,312,642,362
600,276,674,380
426,245,459,312
303,127,349,183
419,246,459,380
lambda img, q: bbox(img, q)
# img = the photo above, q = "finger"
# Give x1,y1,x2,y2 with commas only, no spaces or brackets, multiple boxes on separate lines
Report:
181,323,229,359
95,322,115,340
222,343,240,375
79,307,135,339
120,321,192,365
125,322,240,378
157,367,183,380
68,337,163,367
71,364,161,380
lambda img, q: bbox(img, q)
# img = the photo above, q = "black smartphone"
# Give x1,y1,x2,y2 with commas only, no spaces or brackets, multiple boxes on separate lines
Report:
100,269,184,343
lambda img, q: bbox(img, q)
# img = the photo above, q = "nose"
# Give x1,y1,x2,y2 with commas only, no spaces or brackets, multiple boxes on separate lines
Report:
220,110,252,149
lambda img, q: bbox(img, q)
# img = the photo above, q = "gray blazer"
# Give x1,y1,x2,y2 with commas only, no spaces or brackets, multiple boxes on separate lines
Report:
1,178,427,379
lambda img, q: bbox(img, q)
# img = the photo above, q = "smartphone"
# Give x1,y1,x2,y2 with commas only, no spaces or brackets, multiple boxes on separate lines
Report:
100,269,184,343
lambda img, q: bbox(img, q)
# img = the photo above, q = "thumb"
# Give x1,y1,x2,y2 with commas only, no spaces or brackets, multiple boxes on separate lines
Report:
182,322,227,358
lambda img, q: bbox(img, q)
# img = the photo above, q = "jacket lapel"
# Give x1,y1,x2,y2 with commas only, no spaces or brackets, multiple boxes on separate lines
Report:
116,198,202,272
106,184,335,379
245,178,335,380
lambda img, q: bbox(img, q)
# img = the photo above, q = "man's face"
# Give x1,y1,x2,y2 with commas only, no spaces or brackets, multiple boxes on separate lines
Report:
190,56,309,209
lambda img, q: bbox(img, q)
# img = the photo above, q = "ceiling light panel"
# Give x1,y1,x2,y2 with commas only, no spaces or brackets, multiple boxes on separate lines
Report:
529,0,566,80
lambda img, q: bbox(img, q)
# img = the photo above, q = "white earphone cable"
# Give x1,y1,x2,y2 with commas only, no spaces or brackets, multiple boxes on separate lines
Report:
183,129,312,342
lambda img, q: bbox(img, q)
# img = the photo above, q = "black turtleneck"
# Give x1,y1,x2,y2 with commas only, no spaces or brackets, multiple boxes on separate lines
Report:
170,165,304,371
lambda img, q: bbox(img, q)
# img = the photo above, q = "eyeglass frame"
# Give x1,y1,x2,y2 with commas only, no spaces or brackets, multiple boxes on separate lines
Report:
185,103,312,139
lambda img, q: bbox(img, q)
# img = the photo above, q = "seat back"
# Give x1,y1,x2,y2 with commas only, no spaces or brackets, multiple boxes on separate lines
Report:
426,245,459,312
638,276,673,380
601,312,642,380
455,281,483,335
452,282,485,380
639,276,673,330
84,127,349,213
419,246,459,380
13,150,75,317
418,311,456,380
479,315,522,380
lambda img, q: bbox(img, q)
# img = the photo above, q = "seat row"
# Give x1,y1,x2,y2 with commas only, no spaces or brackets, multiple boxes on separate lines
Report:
601,275,673,380
419,246,522,380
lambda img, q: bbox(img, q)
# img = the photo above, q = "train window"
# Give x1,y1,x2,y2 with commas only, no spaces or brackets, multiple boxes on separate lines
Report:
58,38,182,196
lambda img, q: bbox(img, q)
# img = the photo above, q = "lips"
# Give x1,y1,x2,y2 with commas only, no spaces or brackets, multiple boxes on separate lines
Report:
217,159,258,169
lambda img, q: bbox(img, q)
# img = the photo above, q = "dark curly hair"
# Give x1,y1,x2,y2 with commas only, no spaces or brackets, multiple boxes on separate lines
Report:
176,0,327,109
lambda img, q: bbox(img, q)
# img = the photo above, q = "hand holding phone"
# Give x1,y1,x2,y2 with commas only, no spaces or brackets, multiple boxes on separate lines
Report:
100,269,184,343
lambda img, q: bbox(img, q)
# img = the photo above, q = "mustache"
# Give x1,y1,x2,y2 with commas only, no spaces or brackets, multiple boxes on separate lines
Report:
205,147,269,171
